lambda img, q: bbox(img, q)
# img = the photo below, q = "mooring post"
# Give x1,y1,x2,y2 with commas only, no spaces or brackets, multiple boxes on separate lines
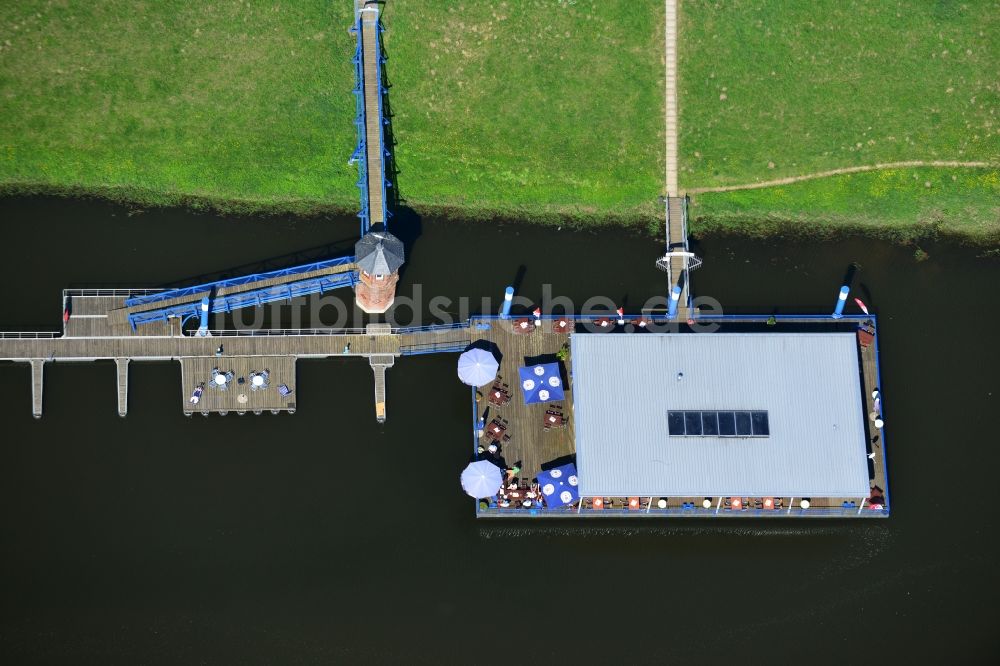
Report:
115,358,129,417
667,285,682,319
196,297,211,337
500,286,514,319
29,359,44,419
832,285,850,319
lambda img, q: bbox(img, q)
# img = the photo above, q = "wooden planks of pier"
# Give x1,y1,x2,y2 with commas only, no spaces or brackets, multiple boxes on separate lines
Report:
115,358,129,417
360,7,385,226
1,295,421,421
181,356,296,416
30,359,43,418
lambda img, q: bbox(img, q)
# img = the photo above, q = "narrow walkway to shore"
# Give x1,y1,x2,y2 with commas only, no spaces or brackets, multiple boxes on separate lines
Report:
664,0,678,197
686,160,996,194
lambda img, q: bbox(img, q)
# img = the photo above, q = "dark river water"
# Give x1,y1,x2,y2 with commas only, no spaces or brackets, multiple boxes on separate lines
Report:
0,196,997,664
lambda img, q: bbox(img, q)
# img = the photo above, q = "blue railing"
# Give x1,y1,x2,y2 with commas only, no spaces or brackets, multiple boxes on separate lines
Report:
400,341,469,356
351,15,370,236
124,256,356,307
128,270,358,329
395,322,470,334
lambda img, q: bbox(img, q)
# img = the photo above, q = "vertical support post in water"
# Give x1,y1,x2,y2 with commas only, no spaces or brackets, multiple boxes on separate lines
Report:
369,355,394,423
832,285,850,319
667,285,682,319
500,286,514,319
30,359,44,419
115,358,129,418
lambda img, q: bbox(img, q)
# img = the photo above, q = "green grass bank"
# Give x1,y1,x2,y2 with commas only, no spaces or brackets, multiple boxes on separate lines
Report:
0,0,664,224
680,0,999,240
0,1,996,240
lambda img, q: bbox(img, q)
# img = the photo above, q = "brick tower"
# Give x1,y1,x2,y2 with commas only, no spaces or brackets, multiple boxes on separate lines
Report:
354,228,404,314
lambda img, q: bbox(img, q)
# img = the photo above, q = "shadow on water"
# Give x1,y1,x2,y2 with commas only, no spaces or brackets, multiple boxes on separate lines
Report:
375,1,423,278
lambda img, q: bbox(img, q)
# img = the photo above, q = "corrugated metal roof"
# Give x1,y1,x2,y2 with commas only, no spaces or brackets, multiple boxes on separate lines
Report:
571,333,870,497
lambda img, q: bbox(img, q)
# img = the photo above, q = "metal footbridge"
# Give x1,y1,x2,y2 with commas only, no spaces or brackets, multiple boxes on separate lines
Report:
351,1,391,235
116,256,358,331
655,196,701,320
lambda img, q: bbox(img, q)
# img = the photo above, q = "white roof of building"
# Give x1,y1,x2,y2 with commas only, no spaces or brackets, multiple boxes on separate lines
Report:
571,333,870,498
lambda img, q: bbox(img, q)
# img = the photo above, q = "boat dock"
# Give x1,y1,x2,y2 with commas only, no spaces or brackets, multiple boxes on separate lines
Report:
0,290,451,421
470,315,890,518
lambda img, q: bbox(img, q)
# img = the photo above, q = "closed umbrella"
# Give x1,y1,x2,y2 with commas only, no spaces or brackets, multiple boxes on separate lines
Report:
457,348,499,387
461,460,504,498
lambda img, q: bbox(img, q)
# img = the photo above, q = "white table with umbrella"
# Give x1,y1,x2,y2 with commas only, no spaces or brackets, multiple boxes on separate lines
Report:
460,460,504,498
457,348,499,387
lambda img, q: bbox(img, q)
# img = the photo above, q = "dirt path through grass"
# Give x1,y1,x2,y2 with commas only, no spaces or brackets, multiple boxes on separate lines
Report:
686,161,996,194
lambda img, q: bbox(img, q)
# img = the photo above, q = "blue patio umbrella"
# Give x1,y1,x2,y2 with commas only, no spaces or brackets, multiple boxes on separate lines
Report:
457,348,499,387
461,460,504,498
537,462,579,508
518,363,565,404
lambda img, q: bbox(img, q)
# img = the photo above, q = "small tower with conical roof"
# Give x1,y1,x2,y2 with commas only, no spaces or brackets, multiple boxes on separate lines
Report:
354,229,404,313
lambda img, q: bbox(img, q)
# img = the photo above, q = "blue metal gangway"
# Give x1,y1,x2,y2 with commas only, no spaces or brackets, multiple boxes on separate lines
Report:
123,256,357,329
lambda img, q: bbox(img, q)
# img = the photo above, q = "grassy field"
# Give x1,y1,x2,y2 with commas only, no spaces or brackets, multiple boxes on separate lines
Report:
382,0,663,222
0,1,358,213
0,0,664,222
0,1,996,238
690,167,1000,239
680,0,999,238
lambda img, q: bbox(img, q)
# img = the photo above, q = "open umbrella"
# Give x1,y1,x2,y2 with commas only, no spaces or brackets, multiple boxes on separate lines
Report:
461,460,504,498
457,348,499,387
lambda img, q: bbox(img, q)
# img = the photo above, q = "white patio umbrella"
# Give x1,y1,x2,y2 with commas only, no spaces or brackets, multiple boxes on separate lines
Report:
460,460,504,498
456,348,499,387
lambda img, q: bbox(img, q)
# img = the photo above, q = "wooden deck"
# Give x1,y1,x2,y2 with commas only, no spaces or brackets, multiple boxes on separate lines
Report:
360,8,385,226
1,295,411,419
469,320,576,483
181,355,297,415
475,316,890,517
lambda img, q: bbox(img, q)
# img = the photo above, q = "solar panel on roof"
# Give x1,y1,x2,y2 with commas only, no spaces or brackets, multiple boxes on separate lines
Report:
751,411,770,436
667,411,685,435
684,411,702,435
668,410,769,438
702,411,719,435
717,411,736,436
735,412,752,436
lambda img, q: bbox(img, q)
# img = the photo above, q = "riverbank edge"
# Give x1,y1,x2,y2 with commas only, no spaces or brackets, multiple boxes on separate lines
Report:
2,180,997,250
